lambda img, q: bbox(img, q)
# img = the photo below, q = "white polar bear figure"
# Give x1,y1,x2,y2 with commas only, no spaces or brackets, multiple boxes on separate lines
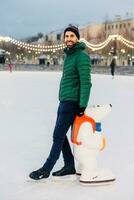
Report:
71,104,116,185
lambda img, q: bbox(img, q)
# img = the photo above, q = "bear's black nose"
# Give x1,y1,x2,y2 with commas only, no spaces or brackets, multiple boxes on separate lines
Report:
110,104,112,107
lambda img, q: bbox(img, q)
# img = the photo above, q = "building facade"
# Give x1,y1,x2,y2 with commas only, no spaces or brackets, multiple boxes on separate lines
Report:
104,16,134,39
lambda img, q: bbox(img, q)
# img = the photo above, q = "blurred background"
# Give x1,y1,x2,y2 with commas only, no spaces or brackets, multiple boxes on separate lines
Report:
0,0,134,74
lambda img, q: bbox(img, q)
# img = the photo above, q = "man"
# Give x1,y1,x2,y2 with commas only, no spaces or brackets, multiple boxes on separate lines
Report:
29,25,92,180
110,57,116,78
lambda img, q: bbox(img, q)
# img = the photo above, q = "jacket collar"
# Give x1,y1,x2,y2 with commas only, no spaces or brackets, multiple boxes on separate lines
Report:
64,42,86,55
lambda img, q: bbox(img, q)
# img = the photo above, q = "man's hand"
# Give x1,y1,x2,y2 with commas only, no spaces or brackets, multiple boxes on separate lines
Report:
77,107,86,117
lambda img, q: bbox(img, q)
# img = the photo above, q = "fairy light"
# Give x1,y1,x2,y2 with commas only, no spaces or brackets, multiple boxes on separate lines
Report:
120,35,134,45
82,37,112,51
0,35,134,52
80,35,111,48
119,39,134,49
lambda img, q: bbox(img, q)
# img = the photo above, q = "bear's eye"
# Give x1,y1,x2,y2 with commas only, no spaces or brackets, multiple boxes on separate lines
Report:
97,105,100,107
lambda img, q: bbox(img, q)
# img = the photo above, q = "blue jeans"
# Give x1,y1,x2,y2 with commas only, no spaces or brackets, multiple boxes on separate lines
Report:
43,101,78,172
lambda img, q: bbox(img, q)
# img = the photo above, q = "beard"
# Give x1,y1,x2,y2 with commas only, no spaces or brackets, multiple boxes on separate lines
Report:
65,41,75,48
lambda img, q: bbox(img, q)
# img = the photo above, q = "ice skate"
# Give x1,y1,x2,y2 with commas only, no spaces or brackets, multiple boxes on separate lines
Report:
52,166,76,181
29,167,50,181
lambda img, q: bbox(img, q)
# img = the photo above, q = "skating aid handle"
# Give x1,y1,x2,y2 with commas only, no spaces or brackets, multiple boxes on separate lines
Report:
71,115,96,145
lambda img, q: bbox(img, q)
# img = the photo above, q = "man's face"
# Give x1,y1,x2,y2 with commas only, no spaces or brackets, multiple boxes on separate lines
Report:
64,31,78,48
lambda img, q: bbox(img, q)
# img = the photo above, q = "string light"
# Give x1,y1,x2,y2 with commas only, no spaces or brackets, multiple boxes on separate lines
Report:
81,34,134,51
0,35,134,52
80,37,112,51
80,35,112,48
119,35,134,45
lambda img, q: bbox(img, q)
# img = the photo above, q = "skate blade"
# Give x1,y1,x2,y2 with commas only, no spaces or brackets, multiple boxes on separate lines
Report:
80,178,116,186
26,176,48,183
52,175,77,182
76,173,81,176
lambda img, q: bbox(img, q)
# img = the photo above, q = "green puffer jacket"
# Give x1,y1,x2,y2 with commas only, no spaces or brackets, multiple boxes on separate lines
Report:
59,42,92,107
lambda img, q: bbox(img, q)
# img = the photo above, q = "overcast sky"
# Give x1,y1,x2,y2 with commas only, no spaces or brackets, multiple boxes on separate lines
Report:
0,0,134,39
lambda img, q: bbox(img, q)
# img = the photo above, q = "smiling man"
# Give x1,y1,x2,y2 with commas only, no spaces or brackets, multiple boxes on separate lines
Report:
29,25,92,181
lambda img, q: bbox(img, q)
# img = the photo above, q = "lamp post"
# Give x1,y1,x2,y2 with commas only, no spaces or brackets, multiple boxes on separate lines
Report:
120,49,125,66
113,37,117,57
112,37,117,65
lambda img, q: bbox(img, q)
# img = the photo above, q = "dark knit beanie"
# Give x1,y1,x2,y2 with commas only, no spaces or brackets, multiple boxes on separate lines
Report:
64,25,80,39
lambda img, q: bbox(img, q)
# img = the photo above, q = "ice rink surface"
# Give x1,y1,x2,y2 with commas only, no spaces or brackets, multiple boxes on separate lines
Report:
0,71,134,200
